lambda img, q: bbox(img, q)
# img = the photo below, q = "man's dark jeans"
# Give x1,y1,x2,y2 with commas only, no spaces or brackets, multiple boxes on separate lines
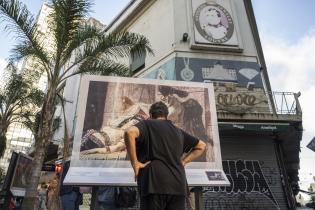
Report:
60,191,79,210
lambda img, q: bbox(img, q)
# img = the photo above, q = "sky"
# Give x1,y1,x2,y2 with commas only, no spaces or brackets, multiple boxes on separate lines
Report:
0,0,130,60
0,0,315,199
252,0,315,197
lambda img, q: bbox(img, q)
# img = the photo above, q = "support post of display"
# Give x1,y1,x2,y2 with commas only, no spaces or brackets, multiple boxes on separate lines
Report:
194,187,204,210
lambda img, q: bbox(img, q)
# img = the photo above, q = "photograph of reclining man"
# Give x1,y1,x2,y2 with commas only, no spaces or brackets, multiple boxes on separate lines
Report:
79,81,214,162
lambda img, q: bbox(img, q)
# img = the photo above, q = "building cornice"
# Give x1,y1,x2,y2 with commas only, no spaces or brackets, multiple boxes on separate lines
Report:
243,0,276,111
105,0,156,32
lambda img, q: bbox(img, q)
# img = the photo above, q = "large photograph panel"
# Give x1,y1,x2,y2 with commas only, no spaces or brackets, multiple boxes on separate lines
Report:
66,76,228,186
79,81,214,162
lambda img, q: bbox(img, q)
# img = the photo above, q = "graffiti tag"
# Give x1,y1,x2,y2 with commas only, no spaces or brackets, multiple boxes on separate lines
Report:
204,160,279,209
217,93,257,106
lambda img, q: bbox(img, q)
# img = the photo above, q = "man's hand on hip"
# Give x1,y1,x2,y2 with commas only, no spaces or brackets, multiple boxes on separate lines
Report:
132,161,151,182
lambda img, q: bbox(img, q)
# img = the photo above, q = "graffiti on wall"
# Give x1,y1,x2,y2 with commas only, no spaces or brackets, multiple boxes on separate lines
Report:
204,160,280,209
217,93,258,106
215,85,270,113
204,194,276,210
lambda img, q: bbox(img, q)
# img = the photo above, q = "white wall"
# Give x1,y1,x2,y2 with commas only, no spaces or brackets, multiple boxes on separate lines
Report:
56,0,266,142
172,0,259,61
53,74,81,142
124,0,261,70
126,0,176,68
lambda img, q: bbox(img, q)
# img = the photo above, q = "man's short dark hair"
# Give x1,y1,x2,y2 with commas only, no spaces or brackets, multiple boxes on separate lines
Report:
149,101,169,119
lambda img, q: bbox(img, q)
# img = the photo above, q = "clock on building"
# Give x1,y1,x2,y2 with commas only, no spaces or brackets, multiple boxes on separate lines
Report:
194,2,234,44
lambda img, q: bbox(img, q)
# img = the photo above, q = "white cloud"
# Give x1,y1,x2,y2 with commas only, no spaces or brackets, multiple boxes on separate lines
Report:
261,30,315,193
263,31,315,91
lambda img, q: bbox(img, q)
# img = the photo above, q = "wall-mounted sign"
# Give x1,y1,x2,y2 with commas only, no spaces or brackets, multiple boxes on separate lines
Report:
191,0,240,49
307,137,315,153
10,153,33,197
194,2,234,43
219,123,290,133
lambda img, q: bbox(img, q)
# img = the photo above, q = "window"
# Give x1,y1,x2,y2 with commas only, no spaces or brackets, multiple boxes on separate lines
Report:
130,53,146,74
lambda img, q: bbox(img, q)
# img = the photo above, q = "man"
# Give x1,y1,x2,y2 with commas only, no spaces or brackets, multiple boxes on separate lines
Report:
60,161,81,210
124,101,206,210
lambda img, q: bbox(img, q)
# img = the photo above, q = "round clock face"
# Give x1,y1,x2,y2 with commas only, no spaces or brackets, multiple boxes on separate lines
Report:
194,2,234,44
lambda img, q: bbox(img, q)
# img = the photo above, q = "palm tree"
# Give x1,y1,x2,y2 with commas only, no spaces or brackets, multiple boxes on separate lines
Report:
0,0,152,209
21,108,62,210
0,64,43,158
0,166,5,182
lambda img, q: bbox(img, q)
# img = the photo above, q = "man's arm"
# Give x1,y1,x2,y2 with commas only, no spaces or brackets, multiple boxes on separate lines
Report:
124,126,150,181
182,140,206,166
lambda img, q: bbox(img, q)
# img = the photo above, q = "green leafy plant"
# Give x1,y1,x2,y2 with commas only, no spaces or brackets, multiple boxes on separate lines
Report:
0,64,43,157
0,0,152,209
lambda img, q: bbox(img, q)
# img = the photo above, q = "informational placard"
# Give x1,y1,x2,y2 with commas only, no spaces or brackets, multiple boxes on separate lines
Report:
2,152,18,191
64,76,229,186
307,137,315,153
10,153,33,197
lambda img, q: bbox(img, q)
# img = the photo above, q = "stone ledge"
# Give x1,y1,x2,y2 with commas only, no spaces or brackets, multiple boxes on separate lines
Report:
217,112,302,122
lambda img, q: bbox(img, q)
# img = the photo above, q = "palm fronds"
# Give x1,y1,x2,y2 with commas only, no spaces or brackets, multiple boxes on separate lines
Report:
0,63,44,157
0,0,50,78
59,31,153,82
1,0,153,207
60,23,102,66
50,0,91,69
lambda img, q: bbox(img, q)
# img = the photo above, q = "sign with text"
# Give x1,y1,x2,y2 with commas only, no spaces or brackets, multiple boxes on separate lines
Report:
307,137,315,153
64,76,229,186
219,123,290,133
10,153,33,197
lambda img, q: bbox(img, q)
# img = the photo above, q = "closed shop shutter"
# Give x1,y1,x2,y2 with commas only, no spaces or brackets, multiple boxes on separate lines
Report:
203,135,289,210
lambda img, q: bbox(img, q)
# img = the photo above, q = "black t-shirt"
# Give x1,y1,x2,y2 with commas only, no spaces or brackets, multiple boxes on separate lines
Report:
135,119,199,196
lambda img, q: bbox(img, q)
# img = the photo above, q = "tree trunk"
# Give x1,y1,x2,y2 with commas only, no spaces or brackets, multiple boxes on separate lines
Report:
0,131,7,158
0,122,8,158
21,87,57,210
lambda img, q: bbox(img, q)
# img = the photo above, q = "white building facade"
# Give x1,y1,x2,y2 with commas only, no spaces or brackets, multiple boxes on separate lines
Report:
0,123,33,171
0,4,54,172
60,0,302,209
